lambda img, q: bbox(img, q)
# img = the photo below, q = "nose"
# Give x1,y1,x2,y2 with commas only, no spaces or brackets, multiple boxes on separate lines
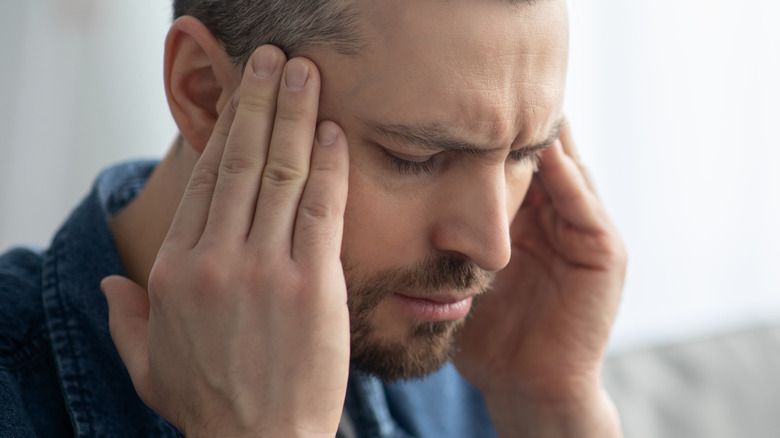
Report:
430,167,512,272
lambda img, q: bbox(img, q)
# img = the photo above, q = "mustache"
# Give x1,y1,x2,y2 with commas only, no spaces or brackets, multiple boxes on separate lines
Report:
343,253,495,299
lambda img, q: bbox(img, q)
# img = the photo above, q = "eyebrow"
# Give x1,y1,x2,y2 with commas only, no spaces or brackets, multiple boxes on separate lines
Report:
361,117,565,154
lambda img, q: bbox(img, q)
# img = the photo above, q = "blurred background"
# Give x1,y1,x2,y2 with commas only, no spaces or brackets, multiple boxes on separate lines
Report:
1,0,779,356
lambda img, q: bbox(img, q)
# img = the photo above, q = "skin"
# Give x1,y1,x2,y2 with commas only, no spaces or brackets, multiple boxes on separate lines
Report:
315,0,569,345
102,0,626,436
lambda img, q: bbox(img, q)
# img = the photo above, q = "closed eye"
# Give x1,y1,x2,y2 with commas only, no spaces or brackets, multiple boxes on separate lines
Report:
507,149,541,169
381,148,438,175
381,146,542,176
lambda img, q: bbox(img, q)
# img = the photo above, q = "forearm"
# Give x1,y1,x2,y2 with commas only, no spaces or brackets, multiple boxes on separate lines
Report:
485,386,622,438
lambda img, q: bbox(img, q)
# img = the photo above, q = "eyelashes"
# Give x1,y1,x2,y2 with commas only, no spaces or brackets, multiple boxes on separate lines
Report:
382,148,540,176
508,149,541,173
381,149,437,175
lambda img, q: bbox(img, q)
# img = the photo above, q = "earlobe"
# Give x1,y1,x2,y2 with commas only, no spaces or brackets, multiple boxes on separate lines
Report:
164,16,239,154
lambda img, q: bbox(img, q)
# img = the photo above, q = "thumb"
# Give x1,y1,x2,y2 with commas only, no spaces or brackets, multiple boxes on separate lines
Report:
101,275,152,396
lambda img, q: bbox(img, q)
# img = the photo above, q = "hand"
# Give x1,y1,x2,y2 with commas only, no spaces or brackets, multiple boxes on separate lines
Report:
101,46,350,438
454,121,626,436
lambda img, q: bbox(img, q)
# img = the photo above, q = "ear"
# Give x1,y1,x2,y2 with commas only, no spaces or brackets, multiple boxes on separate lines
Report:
164,16,241,154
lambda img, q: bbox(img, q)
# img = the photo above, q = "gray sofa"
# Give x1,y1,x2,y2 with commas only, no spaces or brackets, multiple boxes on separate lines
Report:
603,325,780,437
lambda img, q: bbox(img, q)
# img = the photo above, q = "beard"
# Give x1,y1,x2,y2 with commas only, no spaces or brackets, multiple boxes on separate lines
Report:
342,253,494,383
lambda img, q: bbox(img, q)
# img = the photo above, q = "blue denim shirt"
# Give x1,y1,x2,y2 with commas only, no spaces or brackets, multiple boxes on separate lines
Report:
0,161,497,438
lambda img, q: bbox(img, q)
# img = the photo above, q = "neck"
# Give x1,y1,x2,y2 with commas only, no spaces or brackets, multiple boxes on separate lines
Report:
109,137,199,290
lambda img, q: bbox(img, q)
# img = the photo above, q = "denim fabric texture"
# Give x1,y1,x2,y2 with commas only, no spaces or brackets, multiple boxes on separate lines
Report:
0,161,496,438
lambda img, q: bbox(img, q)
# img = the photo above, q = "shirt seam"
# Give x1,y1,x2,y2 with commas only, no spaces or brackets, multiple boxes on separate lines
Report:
42,239,95,437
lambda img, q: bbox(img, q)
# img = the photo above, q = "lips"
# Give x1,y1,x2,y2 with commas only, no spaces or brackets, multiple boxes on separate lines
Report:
393,292,475,322
398,291,476,305
410,295,463,305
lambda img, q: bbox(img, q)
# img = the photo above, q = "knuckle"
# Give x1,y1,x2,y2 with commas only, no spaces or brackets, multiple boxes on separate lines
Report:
565,188,589,205
239,93,276,115
262,161,307,187
148,250,235,305
211,116,232,139
295,212,342,258
191,253,233,295
275,101,315,125
219,153,262,177
589,230,627,265
147,258,177,306
299,197,337,221
185,166,219,196
608,235,629,267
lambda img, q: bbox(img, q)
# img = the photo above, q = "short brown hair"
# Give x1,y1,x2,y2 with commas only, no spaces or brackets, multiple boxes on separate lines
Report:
173,0,364,67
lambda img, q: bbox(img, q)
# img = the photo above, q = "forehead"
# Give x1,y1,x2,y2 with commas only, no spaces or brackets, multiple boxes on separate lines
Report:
315,0,569,147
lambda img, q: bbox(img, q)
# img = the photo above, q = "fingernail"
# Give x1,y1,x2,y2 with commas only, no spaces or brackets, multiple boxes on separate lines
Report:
231,91,240,111
285,60,309,91
252,47,278,79
318,121,339,147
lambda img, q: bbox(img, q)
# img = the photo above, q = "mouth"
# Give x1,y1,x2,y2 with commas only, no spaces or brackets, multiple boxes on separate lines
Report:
393,292,476,322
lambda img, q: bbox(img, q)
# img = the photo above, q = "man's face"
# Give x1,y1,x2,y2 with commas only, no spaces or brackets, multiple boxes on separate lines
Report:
307,0,569,381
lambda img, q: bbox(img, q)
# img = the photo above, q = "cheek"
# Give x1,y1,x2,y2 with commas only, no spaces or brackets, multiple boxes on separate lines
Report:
505,166,535,220
341,159,431,268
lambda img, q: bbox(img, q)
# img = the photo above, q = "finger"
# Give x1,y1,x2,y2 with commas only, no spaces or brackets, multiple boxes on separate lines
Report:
292,121,349,266
250,57,321,252
164,94,237,249
101,275,152,398
520,174,550,208
558,120,598,195
537,140,605,232
201,45,287,243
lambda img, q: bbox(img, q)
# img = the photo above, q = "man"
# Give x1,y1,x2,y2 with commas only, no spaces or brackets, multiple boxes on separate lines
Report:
0,0,626,436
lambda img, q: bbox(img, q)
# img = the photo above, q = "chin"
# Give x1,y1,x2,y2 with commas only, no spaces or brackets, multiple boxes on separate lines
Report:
349,318,464,383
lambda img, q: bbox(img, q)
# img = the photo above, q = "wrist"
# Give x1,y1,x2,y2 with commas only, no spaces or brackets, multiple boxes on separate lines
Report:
187,426,336,438
182,415,339,438
483,382,622,438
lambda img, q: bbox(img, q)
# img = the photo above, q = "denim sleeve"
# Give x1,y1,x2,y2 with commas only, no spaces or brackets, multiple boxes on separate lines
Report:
1,363,74,438
0,372,37,438
0,248,74,437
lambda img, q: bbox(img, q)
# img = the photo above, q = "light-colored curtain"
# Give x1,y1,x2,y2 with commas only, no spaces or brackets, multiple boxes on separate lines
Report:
1,1,778,352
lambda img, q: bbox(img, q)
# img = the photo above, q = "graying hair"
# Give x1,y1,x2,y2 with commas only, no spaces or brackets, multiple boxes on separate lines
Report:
174,0,543,68
173,0,364,68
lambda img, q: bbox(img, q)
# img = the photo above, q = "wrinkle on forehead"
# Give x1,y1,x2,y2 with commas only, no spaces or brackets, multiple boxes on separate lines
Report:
315,0,569,148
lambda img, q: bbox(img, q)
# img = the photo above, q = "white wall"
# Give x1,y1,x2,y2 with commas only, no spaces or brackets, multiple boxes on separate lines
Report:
1,1,779,353
0,0,176,252
566,0,780,350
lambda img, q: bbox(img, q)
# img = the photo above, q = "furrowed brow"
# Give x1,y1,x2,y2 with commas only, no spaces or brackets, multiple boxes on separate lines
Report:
361,119,489,153
523,117,566,152
362,116,566,153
